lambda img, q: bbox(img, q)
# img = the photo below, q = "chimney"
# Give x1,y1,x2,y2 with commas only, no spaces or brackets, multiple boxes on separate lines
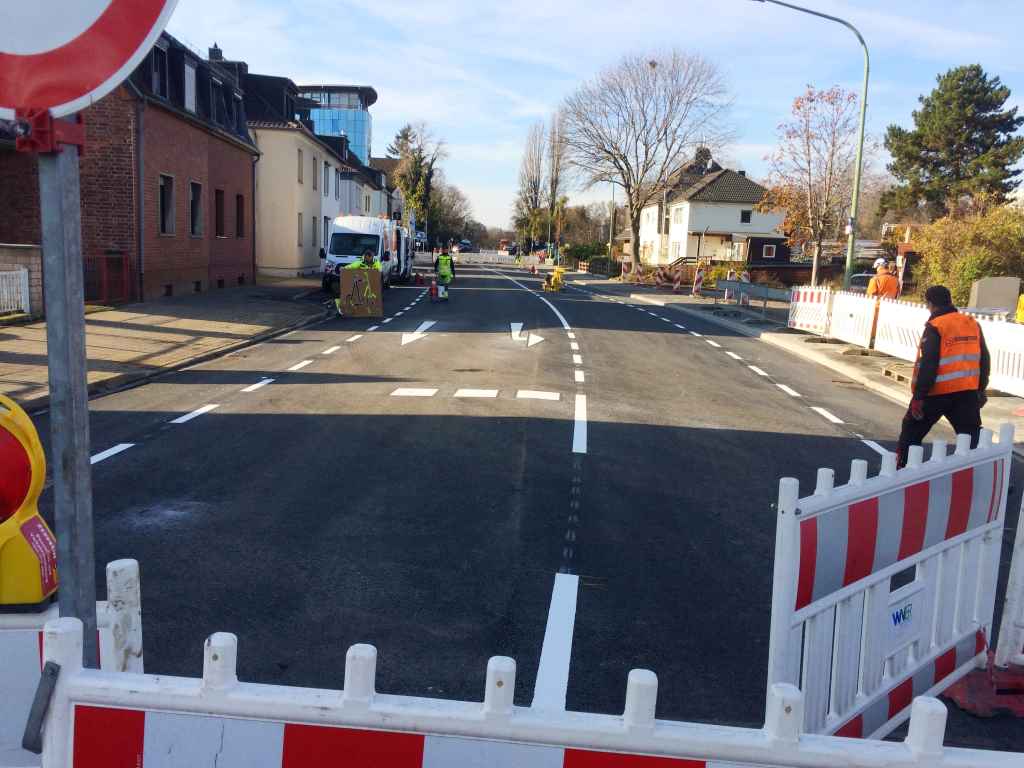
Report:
209,43,223,61
738,170,746,177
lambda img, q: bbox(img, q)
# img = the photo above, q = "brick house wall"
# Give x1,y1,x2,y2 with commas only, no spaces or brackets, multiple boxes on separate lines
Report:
0,245,43,316
207,140,253,289
0,151,40,245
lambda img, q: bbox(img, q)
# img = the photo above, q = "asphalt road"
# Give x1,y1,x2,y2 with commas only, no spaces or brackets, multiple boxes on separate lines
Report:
31,265,1022,749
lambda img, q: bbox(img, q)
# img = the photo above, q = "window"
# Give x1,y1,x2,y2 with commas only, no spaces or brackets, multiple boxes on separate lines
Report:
324,162,330,197
215,190,225,237
323,217,330,251
189,182,203,236
298,213,303,246
672,208,685,224
184,61,197,113
297,149,303,183
312,154,318,190
763,244,777,259
210,80,224,125
235,194,244,237
335,170,341,200
740,209,752,224
312,215,318,248
364,194,371,213
158,175,174,234
671,242,681,259
152,48,168,98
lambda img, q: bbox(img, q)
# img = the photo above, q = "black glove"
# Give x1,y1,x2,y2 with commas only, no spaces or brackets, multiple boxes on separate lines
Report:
978,391,988,409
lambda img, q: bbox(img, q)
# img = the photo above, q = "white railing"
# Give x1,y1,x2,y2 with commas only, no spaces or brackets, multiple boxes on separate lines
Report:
980,320,1024,398
0,267,30,314
828,291,877,348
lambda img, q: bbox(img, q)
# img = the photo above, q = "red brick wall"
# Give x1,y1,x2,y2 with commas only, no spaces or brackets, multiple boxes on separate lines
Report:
207,140,253,289
0,149,41,245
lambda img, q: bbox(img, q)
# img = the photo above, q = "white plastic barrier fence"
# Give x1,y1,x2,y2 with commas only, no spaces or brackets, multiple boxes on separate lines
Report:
767,426,1014,739
828,291,878,348
787,286,833,336
0,267,30,314
979,320,1024,398
873,299,930,362
995,492,1024,668
36,618,1024,768
1,560,143,767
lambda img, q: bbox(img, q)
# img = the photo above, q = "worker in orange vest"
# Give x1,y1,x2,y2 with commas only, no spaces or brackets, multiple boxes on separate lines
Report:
866,261,899,299
896,286,990,468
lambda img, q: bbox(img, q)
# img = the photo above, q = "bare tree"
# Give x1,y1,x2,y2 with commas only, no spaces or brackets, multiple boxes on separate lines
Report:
545,111,566,237
514,121,546,247
561,50,731,267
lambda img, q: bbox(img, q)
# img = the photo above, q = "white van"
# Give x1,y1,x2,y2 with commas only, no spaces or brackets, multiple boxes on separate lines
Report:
322,216,413,293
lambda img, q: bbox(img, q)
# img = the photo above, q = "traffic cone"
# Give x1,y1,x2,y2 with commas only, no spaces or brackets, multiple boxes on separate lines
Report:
430,278,438,299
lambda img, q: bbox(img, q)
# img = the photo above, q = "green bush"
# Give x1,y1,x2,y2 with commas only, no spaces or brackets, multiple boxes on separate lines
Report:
564,242,608,261
704,261,745,288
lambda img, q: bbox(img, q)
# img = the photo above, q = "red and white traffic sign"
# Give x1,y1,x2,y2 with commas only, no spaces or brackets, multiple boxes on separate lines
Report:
0,0,179,120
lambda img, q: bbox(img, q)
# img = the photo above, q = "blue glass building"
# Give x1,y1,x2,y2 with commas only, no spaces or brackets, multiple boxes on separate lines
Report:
297,85,377,164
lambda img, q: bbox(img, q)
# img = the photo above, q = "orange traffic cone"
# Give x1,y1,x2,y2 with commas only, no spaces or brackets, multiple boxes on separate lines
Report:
430,278,438,299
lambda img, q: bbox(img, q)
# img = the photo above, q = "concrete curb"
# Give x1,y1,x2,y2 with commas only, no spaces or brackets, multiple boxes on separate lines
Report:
25,308,331,416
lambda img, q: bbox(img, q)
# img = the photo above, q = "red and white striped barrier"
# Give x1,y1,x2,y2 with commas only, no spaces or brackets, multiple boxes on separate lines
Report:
1,560,143,766
36,618,1024,768
692,268,704,297
995,491,1024,668
828,291,878,348
767,426,1014,738
787,287,833,335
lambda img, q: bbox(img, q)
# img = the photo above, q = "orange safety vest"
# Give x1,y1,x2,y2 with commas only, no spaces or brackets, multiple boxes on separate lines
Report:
912,312,982,396
867,273,899,299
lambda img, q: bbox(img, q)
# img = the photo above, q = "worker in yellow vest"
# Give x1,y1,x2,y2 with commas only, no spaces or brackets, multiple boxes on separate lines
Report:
1017,293,1024,323
896,286,990,467
434,250,454,284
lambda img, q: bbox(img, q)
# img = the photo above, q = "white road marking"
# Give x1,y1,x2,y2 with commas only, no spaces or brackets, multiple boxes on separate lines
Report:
574,369,585,383
390,388,438,397
169,404,219,424
572,354,583,365
689,331,702,337
395,311,404,316
674,323,686,330
661,318,671,323
90,443,134,464
569,342,579,351
861,439,888,455
749,365,769,376
288,360,313,371
510,322,525,341
323,345,342,353
517,390,560,401
527,333,545,347
345,336,362,343
567,332,576,339
490,270,572,330
573,394,587,454
382,318,393,324
776,384,802,397
454,389,499,398
532,572,579,712
631,294,665,306
705,339,722,348
367,325,379,331
401,320,436,346
240,378,274,392
811,406,844,424
725,351,743,360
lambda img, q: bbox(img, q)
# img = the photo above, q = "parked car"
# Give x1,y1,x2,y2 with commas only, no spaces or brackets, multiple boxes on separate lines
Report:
414,231,427,250
456,239,476,253
847,273,873,294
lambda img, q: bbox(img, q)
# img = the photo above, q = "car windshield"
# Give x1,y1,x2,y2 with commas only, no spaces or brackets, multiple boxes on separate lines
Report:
329,233,379,257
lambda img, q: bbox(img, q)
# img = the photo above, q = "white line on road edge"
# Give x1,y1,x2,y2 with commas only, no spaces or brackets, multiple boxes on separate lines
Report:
288,360,313,371
811,406,844,424
674,324,686,330
323,345,342,354
390,388,438,397
517,390,561,401
573,394,587,454
861,439,888,455
169,404,219,424
574,369,585,383
532,572,579,711
776,384,802,397
725,351,743,360
572,354,583,365
749,365,769,376
489,269,572,330
705,339,722,348
240,378,274,393
454,389,499,398
689,331,702,337
661,318,672,323
90,443,134,464
367,325,379,332
630,294,665,306
569,342,579,351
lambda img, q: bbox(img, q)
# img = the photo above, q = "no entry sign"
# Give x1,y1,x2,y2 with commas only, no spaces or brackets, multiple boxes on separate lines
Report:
0,0,179,119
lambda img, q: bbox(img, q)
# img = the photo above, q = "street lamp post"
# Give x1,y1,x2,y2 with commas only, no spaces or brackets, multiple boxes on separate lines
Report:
751,0,869,289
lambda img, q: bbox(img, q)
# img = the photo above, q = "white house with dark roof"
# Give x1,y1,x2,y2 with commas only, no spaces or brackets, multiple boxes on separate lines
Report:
637,152,787,265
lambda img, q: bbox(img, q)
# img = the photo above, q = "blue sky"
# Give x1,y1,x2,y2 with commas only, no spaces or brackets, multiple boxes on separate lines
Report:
167,0,1024,227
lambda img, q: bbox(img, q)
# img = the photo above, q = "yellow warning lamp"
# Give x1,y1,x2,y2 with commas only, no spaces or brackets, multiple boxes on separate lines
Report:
0,394,58,609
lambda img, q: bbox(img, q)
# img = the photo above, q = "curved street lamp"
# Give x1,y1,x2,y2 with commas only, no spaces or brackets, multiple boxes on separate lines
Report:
750,0,869,289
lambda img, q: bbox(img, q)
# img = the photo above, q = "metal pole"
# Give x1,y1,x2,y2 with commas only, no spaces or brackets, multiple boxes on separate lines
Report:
37,140,99,668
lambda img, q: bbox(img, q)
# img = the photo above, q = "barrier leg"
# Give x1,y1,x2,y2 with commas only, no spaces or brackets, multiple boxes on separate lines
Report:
41,618,83,768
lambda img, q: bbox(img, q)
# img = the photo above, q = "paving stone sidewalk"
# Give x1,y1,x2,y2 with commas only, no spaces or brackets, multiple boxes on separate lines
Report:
0,278,327,411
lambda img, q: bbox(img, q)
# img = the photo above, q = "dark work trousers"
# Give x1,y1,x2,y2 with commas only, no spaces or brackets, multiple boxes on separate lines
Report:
896,390,982,467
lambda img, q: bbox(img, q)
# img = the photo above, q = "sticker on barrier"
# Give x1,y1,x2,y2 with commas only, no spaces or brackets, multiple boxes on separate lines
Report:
766,425,1014,739
787,287,832,336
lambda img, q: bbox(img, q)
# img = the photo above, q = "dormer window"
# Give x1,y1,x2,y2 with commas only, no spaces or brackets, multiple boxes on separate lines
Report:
184,61,197,113
152,47,168,98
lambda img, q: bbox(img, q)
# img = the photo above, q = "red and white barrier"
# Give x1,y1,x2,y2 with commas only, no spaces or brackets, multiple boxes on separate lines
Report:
36,618,1024,768
787,287,833,335
1,560,142,766
767,426,1014,738
995,491,1024,668
828,291,878,348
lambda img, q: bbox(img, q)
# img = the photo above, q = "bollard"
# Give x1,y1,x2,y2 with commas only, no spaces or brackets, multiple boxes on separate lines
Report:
105,558,143,673
202,632,238,691
905,697,946,758
763,683,802,743
344,644,377,706
622,669,658,731
483,656,515,718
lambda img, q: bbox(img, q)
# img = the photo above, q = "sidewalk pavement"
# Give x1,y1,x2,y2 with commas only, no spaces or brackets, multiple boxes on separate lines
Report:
567,274,1024,458
0,277,328,412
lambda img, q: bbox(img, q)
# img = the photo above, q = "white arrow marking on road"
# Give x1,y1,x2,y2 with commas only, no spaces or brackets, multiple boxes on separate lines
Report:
401,320,436,346
527,333,545,347
510,322,525,341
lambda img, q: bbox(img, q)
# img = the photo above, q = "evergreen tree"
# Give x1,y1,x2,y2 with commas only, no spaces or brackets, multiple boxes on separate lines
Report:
883,65,1024,217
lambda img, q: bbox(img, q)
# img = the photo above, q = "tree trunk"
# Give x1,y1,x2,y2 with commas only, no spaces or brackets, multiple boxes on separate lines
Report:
630,220,642,280
810,238,822,287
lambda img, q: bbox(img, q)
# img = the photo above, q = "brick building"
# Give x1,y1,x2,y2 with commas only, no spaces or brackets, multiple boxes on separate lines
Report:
0,33,258,303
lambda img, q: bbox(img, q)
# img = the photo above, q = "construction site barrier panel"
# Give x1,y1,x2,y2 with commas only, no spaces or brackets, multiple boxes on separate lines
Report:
787,287,833,336
0,559,142,767
36,618,1024,768
827,291,878,348
995,491,1024,668
978,320,1024,398
766,426,1014,739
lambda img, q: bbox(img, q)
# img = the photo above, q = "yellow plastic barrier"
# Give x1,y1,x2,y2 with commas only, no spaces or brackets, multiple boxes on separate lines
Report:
0,394,58,608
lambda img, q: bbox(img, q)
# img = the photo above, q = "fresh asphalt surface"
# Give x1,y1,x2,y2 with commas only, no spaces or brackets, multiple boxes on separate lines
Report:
31,264,1023,749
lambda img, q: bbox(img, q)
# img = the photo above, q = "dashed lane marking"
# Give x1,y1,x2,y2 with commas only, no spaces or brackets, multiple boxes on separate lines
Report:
674,323,686,330
382,318,393,324
90,443,134,465
705,339,722,348
689,331,702,337
288,360,313,371
395,311,405,316
324,345,342,353
532,572,579,711
574,369,585,383
240,378,274,393
169,404,219,424
454,388,499,398
776,384,802,397
572,394,587,454
725,351,743,360
572,354,583,365
569,342,580,351
749,365,769,376
567,332,576,339
345,336,362,343
660,317,672,323
367,325,379,332
390,388,439,397
517,390,561,401
811,406,844,424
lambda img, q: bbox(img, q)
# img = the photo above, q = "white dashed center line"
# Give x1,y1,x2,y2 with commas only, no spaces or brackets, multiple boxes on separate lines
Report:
241,378,274,392
689,331,702,337
674,323,686,330
517,390,561,401
382,318,392,324
725,351,742,360
567,332,576,339
169,404,219,424
323,345,342,354
288,360,313,371
811,406,844,424
572,394,588,454
395,311,404,316
776,384,802,397
572,354,583,365
367,325,379,332
749,365,768,376
660,317,671,323
390,388,438,397
454,389,499,398
90,443,134,464
574,369,585,383
705,339,722,348
345,336,362,343
569,342,579,351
